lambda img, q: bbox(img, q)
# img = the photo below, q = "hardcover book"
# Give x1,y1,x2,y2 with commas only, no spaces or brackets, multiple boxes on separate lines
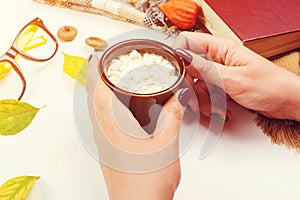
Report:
200,0,300,58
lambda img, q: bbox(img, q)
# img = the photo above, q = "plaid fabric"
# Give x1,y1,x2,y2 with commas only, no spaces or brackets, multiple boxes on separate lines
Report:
33,0,147,26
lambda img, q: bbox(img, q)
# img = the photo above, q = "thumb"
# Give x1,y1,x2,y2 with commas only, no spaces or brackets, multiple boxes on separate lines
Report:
154,88,192,136
86,54,100,96
175,48,242,89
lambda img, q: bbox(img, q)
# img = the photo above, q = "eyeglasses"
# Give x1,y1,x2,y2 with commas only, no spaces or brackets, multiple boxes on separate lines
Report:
0,17,58,100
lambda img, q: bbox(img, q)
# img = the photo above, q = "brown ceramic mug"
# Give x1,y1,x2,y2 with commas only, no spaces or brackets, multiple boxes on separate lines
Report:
98,39,185,134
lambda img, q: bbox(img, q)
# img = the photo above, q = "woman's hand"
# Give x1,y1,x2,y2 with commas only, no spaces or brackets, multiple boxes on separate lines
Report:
86,55,192,200
173,32,300,122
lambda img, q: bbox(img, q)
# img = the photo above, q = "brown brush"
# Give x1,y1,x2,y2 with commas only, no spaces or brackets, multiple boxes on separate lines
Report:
254,114,300,150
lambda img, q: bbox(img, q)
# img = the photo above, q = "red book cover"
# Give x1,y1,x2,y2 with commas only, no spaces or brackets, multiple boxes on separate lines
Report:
202,0,300,57
204,0,300,41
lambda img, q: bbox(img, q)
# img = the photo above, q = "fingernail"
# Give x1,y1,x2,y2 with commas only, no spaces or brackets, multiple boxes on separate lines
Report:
175,48,193,66
88,54,93,62
178,88,192,107
210,112,226,122
187,97,199,113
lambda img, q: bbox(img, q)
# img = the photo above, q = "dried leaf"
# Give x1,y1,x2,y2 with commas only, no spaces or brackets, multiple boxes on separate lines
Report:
0,62,11,80
63,53,88,87
0,176,40,200
0,99,41,136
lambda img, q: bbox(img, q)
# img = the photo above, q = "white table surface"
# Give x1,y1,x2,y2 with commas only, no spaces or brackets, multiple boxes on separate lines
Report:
1,1,300,200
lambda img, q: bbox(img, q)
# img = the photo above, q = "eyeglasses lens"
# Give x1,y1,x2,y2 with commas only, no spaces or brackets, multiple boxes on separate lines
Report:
17,25,57,60
0,61,23,99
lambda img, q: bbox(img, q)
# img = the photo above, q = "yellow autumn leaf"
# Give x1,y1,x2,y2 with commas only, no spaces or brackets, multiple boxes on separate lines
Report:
0,99,41,136
0,176,40,200
63,53,88,87
0,62,12,80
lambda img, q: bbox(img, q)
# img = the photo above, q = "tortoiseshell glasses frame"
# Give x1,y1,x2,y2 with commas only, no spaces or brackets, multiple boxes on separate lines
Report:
0,17,58,100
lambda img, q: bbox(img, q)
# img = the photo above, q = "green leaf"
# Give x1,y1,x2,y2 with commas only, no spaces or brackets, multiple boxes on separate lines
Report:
0,176,40,200
0,99,40,136
63,53,88,87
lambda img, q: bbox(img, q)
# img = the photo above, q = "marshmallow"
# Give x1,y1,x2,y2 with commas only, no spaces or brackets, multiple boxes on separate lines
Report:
106,50,179,94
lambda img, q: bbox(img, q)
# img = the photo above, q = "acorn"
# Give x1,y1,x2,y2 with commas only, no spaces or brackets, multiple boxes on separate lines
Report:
85,37,108,51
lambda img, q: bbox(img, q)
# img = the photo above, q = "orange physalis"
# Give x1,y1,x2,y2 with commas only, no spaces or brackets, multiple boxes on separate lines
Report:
158,0,200,29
